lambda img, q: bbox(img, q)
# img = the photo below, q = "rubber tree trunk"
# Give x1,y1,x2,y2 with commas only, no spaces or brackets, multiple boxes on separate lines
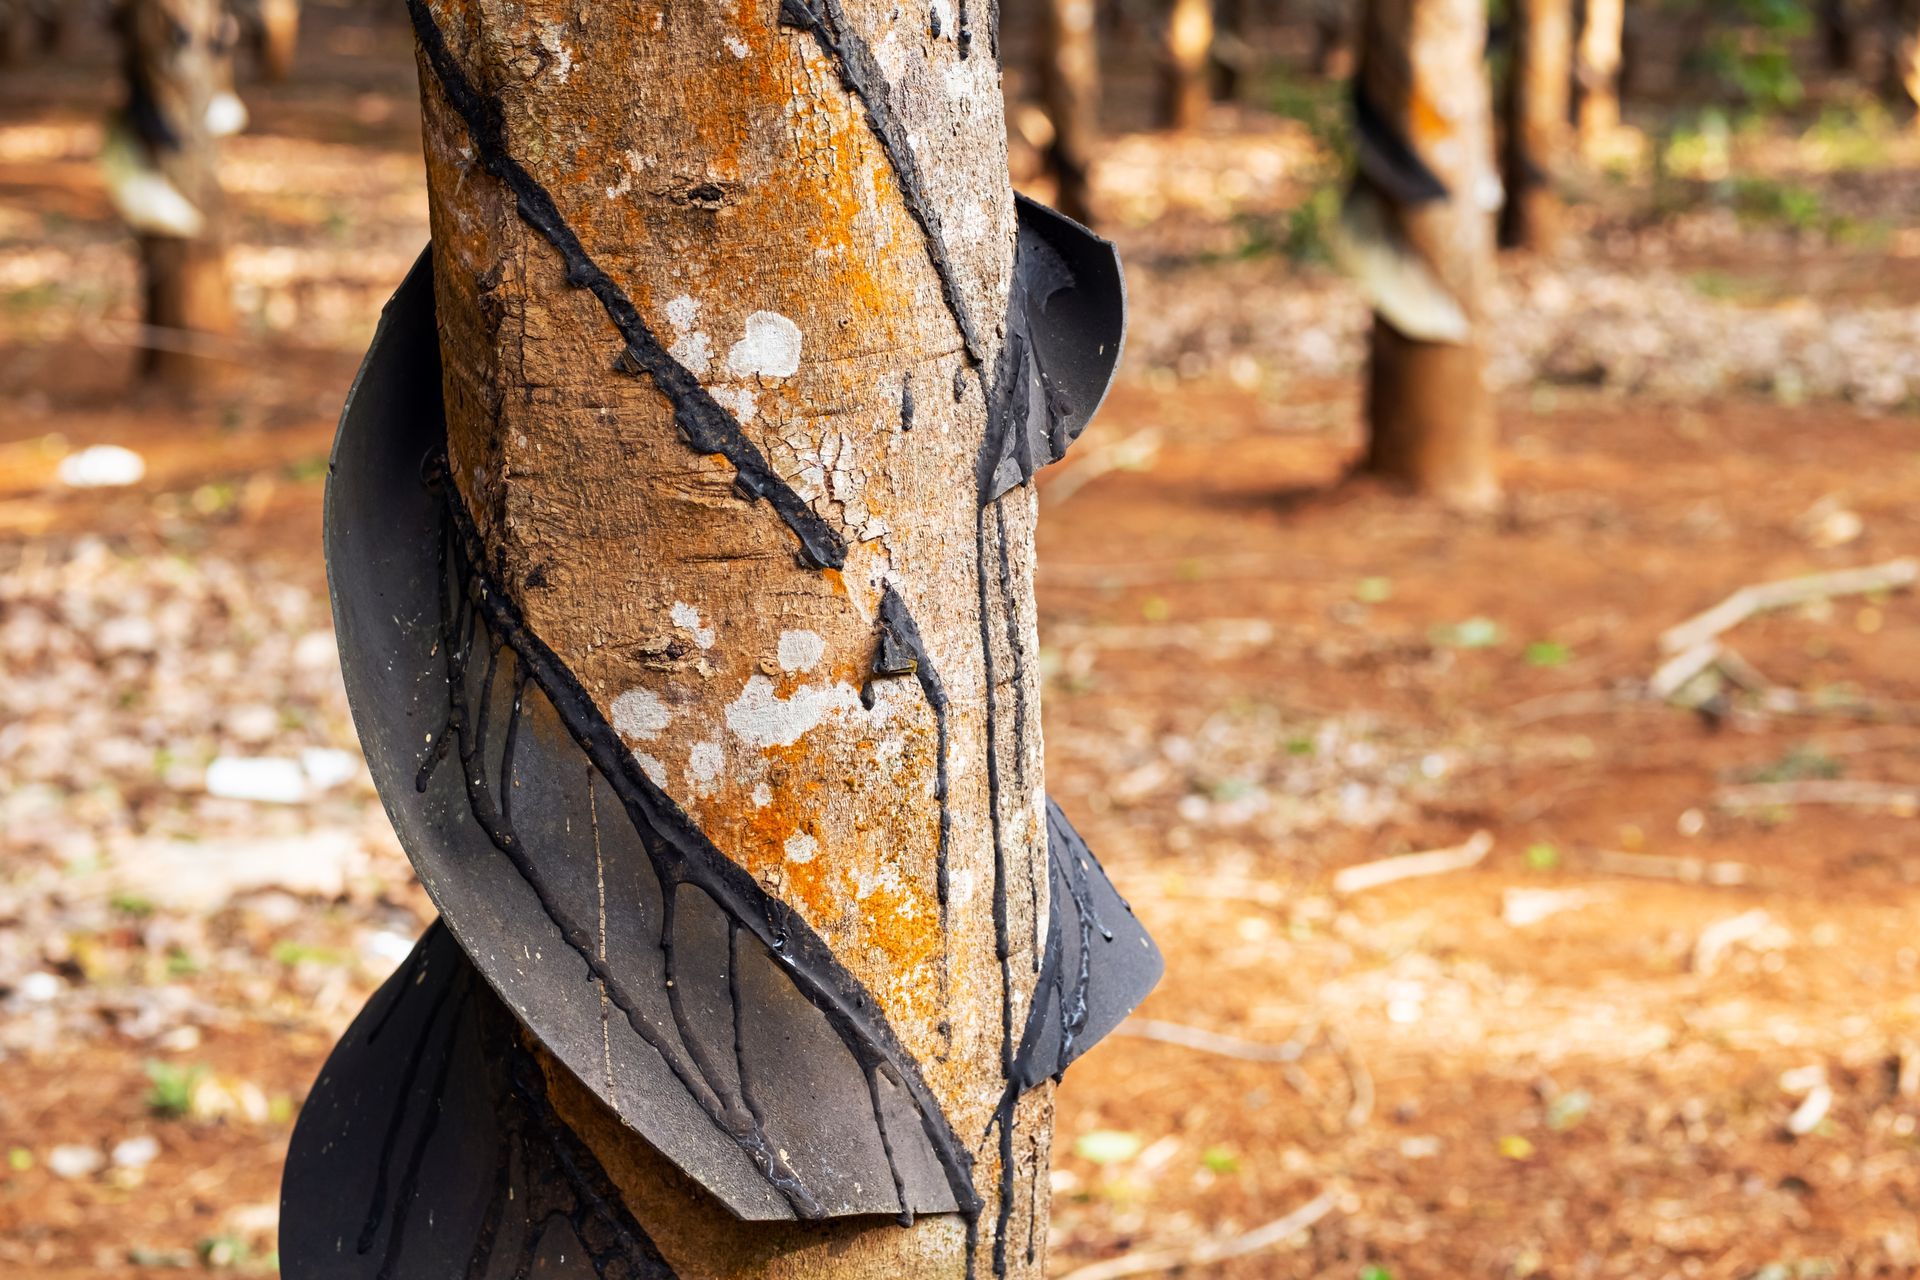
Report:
251,0,301,81
1500,0,1573,250
408,3,1051,1277
1042,0,1101,224
116,0,236,393
1884,0,1920,117
1573,0,1624,156
1160,0,1214,128
1311,0,1356,78
1821,0,1859,70
1212,0,1249,100
1354,0,1501,506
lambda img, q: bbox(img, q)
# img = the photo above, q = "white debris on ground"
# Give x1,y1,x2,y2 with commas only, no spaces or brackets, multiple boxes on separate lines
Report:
1124,253,1920,409
0,537,416,1055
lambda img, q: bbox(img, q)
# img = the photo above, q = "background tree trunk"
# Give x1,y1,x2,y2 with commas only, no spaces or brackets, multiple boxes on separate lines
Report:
1574,0,1624,156
1355,0,1501,506
1501,0,1574,250
117,0,236,393
1311,0,1357,78
1042,0,1102,224
1882,0,1920,118
410,2,1050,1276
253,0,302,81
1822,0,1860,71
1160,0,1215,128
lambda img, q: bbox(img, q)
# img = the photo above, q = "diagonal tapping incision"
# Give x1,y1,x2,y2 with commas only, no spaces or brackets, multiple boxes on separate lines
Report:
403,0,847,571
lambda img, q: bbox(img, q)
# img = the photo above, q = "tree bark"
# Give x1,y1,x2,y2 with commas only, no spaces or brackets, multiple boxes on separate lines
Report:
409,2,1050,1276
115,0,236,393
1041,0,1101,224
1354,0,1500,506
1160,0,1214,128
1573,0,1624,156
1500,0,1573,251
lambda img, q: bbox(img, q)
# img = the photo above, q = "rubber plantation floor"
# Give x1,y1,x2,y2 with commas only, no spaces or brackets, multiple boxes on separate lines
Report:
5,9,1920,1279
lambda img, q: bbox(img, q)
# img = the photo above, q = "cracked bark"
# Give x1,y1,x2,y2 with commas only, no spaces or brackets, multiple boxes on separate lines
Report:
410,2,1050,1276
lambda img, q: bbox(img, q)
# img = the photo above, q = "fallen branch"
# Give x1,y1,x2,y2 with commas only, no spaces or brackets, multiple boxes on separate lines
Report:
1050,618,1276,654
1591,849,1751,886
1053,1189,1341,1280
1659,558,1918,656
1118,1018,1311,1065
1503,688,1654,727
1043,427,1162,507
1717,780,1920,814
1332,830,1493,896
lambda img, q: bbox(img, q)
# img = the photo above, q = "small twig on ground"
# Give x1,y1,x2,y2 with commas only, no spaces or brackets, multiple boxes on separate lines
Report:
1659,558,1918,656
1118,1017,1318,1095
1038,552,1310,589
1160,876,1295,908
1591,849,1751,886
1050,618,1276,655
1649,641,1724,702
1331,830,1494,896
1322,1024,1374,1129
1118,1017,1313,1064
1043,427,1162,507
1693,908,1787,974
1052,1189,1341,1280
1712,647,1775,693
1716,780,1920,814
1503,688,1653,726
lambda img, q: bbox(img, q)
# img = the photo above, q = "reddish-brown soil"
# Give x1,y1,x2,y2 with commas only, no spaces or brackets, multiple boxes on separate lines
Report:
5,10,1920,1280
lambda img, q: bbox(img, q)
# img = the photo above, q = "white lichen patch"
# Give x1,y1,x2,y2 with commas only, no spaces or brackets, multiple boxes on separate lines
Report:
724,34,750,59
687,741,725,794
670,602,716,649
784,831,819,864
669,330,713,377
850,861,906,903
538,24,576,82
724,675,867,750
664,294,701,332
726,311,804,380
752,783,773,808
634,752,669,788
777,630,826,674
611,688,672,740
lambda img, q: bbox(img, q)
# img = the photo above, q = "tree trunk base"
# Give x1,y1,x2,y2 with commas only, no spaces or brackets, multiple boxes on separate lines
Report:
258,0,300,81
1362,320,1500,509
138,235,234,394
1499,182,1562,253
